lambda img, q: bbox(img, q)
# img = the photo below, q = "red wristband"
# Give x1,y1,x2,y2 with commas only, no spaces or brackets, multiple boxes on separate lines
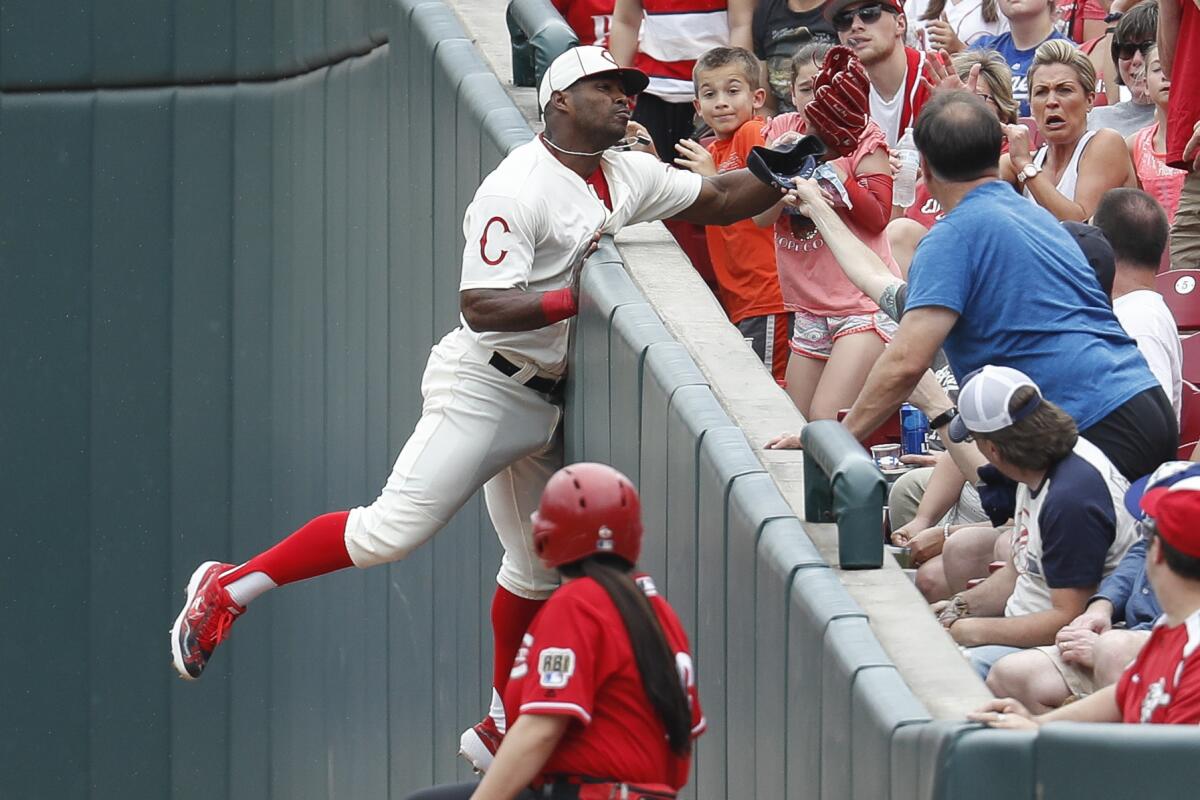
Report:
541,287,578,324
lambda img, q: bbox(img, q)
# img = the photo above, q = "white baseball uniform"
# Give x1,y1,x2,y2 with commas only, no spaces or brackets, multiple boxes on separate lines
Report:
343,137,702,598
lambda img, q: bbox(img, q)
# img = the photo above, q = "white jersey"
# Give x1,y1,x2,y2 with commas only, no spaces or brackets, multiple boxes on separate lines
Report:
458,138,703,374
1114,289,1183,422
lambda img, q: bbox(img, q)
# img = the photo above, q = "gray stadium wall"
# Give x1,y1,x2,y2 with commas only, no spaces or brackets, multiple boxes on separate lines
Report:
3,0,1199,798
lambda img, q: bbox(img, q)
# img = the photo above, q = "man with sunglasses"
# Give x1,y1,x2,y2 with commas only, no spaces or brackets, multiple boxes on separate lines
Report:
827,0,932,146
1087,0,1157,137
973,464,1200,728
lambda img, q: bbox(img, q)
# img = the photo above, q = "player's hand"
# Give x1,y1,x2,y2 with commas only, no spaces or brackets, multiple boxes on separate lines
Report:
569,230,603,304
1055,627,1099,668
1184,119,1200,172
624,121,658,157
781,178,831,218
673,139,717,176
907,525,946,565
925,19,966,54
1003,123,1034,171
967,698,1038,729
765,431,804,450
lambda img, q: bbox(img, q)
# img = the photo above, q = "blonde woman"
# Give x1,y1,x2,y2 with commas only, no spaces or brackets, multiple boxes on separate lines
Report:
1002,39,1136,221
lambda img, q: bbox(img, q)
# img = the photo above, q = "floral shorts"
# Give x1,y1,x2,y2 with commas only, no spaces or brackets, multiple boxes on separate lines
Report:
789,308,899,360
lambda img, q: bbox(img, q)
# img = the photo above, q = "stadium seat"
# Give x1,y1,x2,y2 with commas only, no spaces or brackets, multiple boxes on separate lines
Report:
1177,380,1200,459
1156,270,1200,331
1181,334,1200,385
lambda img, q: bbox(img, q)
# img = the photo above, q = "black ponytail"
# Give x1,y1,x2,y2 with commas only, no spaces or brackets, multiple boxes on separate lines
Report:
559,554,692,755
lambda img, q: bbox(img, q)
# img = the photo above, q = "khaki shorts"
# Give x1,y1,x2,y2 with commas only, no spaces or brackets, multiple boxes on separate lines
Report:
1036,645,1098,699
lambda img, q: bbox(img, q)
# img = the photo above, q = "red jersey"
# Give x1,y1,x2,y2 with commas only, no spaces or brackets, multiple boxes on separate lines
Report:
704,117,786,323
504,573,705,788
903,182,944,229
552,0,615,47
1115,609,1200,724
1166,0,1200,169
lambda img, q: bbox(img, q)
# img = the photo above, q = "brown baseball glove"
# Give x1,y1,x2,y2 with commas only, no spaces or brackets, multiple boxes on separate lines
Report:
802,45,870,158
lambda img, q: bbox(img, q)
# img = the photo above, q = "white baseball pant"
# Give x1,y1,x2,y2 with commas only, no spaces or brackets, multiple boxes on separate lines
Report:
344,328,563,598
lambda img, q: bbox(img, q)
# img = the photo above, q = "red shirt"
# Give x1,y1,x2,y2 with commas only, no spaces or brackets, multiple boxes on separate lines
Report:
1115,609,1200,724
552,0,615,47
1166,0,1200,169
704,117,787,323
505,573,705,788
903,182,944,229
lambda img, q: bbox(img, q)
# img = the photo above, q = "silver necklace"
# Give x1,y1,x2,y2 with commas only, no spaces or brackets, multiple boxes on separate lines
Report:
542,134,606,158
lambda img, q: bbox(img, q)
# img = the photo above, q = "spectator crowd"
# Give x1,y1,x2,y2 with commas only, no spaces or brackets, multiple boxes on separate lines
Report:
548,0,1200,728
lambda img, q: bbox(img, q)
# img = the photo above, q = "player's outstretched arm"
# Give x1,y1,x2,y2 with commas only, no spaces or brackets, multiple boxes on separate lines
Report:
670,170,784,227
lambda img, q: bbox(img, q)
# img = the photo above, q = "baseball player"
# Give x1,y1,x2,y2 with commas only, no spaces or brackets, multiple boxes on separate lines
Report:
170,45,778,763
405,462,704,799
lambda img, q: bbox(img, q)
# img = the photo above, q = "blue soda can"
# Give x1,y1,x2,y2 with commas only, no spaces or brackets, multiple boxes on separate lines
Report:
900,403,929,455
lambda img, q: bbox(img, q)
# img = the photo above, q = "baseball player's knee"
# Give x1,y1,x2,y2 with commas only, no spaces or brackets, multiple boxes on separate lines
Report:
343,503,444,568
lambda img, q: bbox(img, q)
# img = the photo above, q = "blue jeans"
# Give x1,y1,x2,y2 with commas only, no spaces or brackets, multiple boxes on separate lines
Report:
965,644,1022,679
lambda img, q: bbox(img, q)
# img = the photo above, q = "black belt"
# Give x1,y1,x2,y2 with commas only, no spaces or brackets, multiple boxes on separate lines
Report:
489,352,563,395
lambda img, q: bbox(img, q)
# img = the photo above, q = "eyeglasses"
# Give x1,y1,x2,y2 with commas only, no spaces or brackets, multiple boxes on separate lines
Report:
832,3,896,32
1115,40,1154,60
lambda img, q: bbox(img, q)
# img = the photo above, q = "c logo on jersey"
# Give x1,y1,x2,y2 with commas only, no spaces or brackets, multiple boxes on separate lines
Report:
480,216,510,265
538,647,576,688
510,632,533,680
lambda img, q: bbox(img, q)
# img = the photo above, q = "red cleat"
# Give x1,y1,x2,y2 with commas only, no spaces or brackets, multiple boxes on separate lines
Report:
170,561,244,680
458,717,504,773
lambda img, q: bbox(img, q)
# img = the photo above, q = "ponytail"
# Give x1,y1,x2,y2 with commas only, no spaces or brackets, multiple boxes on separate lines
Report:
560,555,692,755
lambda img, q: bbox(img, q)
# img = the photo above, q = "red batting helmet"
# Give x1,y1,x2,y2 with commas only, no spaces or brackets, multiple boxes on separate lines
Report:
532,463,643,568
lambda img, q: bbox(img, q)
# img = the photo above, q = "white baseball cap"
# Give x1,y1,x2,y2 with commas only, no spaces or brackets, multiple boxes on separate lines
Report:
948,365,1043,442
537,46,649,110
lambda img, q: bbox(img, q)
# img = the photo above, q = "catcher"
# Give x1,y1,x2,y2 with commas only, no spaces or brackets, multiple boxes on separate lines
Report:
751,43,902,422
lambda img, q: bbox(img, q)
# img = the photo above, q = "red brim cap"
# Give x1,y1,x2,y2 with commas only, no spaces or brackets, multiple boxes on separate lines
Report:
1142,486,1200,559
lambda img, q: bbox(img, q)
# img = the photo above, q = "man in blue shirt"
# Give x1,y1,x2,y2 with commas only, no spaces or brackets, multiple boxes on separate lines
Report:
971,0,1072,116
838,91,1176,481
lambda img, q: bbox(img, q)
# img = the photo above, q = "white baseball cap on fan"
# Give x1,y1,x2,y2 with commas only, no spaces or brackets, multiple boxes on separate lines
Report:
948,365,1044,443
537,46,649,110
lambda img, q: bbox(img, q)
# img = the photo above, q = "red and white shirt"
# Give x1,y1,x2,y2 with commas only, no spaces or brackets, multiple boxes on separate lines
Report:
552,0,616,47
1116,608,1200,724
635,0,731,103
504,573,705,788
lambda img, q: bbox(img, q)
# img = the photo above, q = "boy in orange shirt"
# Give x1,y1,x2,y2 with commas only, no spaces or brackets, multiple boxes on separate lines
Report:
675,46,790,384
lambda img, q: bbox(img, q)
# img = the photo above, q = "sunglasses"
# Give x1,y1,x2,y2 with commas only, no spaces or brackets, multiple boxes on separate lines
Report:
1115,40,1154,60
832,3,896,32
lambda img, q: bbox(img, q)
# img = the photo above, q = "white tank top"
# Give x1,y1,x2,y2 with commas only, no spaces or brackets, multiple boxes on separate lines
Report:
1025,129,1097,202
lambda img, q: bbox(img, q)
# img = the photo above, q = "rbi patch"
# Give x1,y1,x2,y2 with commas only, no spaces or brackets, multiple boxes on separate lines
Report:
538,648,576,689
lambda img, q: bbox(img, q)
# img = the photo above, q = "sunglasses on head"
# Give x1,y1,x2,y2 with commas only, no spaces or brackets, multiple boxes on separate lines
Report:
832,3,895,32
1115,40,1153,60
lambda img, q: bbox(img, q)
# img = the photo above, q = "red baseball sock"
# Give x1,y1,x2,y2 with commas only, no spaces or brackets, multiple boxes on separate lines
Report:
491,585,546,698
220,511,355,588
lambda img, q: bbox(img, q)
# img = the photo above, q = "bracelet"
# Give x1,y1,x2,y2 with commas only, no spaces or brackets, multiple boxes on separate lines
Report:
540,287,578,323
943,520,953,540
928,406,957,430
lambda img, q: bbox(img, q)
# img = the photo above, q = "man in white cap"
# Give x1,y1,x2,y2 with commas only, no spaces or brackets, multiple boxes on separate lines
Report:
972,467,1200,727
932,365,1138,680
168,45,784,772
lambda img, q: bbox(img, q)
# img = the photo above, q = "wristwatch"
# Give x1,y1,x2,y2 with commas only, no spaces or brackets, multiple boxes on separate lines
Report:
928,406,957,430
1016,162,1041,185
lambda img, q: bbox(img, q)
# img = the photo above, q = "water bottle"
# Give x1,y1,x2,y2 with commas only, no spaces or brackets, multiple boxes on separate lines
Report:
893,127,919,208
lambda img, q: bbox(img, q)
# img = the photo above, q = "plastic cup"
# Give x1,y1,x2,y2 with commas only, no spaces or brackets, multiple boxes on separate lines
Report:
871,443,902,471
